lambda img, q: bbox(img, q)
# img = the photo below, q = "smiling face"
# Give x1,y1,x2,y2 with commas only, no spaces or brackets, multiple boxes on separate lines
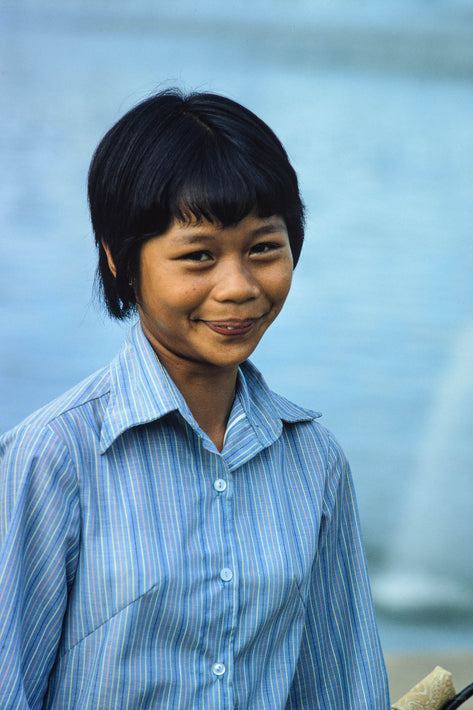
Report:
132,212,293,380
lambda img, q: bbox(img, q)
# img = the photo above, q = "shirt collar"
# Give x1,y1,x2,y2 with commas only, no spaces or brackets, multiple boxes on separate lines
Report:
99,322,321,454
217,362,320,470
100,323,195,452
237,359,321,444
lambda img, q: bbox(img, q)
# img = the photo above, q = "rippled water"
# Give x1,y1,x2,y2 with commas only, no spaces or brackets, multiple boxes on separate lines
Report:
1,0,473,650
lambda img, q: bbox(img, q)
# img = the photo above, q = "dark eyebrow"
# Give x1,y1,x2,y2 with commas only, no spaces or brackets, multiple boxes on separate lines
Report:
172,233,218,247
250,223,286,238
173,217,287,244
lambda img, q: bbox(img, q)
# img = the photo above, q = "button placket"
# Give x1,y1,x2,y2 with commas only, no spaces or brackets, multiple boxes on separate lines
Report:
210,458,234,696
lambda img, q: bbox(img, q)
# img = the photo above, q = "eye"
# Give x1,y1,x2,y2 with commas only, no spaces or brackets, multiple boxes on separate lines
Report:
250,242,280,256
181,250,213,263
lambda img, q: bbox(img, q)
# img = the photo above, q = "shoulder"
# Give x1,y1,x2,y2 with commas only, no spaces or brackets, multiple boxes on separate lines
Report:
269,387,346,461
276,397,348,472
271,395,352,519
0,373,109,542
0,366,111,470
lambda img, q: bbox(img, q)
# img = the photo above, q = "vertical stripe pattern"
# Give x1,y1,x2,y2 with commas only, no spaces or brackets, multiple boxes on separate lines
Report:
0,323,390,709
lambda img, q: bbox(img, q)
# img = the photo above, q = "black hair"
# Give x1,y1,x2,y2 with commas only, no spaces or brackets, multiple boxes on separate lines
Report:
88,88,305,319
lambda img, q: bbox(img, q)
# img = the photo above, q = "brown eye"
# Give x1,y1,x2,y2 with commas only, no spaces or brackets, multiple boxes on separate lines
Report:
183,250,212,262
251,242,279,255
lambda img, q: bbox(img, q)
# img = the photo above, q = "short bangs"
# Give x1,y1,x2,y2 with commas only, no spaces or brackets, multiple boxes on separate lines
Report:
89,89,305,319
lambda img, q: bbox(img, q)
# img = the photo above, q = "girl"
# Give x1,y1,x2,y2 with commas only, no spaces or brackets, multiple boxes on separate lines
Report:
0,89,389,708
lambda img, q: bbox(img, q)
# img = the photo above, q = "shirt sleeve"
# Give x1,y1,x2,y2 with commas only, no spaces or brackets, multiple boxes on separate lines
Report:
287,432,390,709
0,424,80,710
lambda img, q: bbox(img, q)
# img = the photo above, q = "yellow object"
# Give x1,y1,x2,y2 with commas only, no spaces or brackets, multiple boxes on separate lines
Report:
392,666,456,710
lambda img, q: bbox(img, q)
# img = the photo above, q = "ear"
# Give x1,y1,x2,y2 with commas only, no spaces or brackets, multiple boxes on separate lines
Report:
102,240,117,278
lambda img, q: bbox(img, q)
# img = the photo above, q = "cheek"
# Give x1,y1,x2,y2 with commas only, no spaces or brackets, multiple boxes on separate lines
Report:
140,277,205,318
272,265,293,303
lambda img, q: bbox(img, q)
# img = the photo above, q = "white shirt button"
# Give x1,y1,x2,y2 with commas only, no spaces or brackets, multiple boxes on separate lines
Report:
212,662,226,677
213,478,227,493
220,567,233,583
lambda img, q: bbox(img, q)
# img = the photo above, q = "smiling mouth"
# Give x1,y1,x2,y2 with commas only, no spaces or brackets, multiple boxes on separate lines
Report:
203,319,261,336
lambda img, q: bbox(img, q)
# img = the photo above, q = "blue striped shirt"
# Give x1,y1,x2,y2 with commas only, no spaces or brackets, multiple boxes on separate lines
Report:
0,323,389,709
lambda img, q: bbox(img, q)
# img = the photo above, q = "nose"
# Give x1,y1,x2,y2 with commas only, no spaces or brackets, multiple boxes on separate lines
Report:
212,258,261,303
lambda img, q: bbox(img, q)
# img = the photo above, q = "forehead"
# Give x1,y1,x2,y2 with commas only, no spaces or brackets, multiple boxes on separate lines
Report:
167,213,288,241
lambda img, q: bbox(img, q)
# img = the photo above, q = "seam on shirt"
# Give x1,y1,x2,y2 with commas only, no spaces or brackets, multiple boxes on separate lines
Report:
43,421,82,579
44,390,111,427
59,581,162,659
294,577,308,612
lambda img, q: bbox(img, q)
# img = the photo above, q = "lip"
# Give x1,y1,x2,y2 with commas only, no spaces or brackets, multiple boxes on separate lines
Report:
202,318,261,336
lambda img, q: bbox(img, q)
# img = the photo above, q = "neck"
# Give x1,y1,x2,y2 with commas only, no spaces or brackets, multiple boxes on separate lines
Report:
160,356,239,452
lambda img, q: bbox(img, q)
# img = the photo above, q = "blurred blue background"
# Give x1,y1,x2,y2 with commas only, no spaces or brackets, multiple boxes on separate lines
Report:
1,0,473,652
